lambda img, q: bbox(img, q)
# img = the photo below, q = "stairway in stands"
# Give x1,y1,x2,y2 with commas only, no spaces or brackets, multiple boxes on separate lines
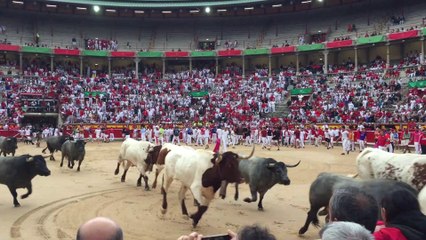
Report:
148,29,157,50
263,100,291,119
256,19,273,48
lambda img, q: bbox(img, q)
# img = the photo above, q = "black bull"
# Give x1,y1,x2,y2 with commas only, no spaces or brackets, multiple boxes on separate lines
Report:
298,172,418,235
0,155,51,207
219,158,301,210
61,140,86,172
0,136,18,156
42,135,73,161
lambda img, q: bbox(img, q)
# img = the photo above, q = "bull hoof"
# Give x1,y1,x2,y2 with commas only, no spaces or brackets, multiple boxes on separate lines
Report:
21,194,29,199
114,169,119,175
161,208,167,215
121,178,125,183
258,207,264,211
298,228,307,235
189,215,196,225
14,203,21,207
144,187,150,191
243,197,252,203
137,182,142,187
190,218,199,228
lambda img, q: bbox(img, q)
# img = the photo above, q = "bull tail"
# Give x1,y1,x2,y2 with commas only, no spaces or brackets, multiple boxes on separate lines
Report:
312,215,320,227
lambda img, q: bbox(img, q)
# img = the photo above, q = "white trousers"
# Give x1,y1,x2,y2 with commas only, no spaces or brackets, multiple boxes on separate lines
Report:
414,142,421,154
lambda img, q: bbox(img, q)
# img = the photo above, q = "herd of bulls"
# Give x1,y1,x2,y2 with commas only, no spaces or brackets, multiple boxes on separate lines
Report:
114,139,301,227
1,135,425,234
112,141,426,229
0,135,85,207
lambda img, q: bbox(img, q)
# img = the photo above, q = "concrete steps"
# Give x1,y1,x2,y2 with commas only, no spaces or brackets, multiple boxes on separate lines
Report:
263,102,290,118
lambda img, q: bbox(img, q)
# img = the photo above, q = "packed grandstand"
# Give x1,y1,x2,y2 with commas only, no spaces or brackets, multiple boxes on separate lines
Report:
0,0,425,136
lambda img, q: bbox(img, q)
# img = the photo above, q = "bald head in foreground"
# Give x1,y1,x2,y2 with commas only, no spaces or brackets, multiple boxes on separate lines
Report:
76,217,123,240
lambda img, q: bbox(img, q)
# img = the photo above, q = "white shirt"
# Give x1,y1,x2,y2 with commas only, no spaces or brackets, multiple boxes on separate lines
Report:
341,130,349,140
95,129,101,137
325,131,330,138
221,130,229,140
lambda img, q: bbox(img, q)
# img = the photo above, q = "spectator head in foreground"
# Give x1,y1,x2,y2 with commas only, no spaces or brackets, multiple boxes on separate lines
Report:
320,221,375,240
379,188,426,239
237,224,276,240
177,224,276,240
76,217,123,240
329,186,379,233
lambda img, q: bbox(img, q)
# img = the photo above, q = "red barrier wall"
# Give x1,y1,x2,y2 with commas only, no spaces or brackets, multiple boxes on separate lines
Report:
53,49,80,56
271,46,296,54
326,40,353,49
388,30,419,41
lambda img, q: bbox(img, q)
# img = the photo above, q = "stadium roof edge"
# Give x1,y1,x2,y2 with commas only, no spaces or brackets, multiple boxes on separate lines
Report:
45,0,269,8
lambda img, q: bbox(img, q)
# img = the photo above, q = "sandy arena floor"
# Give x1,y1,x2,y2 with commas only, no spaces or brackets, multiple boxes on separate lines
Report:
0,141,358,240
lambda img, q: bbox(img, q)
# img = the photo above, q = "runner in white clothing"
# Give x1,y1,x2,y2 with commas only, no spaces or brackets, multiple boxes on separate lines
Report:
204,128,210,148
299,129,305,148
221,127,229,152
95,127,102,143
340,126,350,155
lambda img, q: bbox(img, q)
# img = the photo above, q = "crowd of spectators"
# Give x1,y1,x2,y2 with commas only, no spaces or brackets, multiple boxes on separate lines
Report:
390,15,405,25
23,42,49,48
271,40,291,48
0,60,77,124
1,52,426,127
333,36,352,41
85,38,118,51
222,40,239,50
364,31,382,37
56,63,284,126
283,55,426,124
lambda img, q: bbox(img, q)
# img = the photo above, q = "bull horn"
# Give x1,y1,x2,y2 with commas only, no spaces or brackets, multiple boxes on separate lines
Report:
42,155,50,159
285,160,301,168
351,173,359,178
215,153,223,164
26,157,34,162
238,145,255,160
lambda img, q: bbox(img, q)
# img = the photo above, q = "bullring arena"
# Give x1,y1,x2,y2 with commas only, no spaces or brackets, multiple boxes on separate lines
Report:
0,141,356,240
1,0,426,239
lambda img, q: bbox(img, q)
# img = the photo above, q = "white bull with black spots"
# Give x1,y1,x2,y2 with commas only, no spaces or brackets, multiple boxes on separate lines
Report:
356,147,426,191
